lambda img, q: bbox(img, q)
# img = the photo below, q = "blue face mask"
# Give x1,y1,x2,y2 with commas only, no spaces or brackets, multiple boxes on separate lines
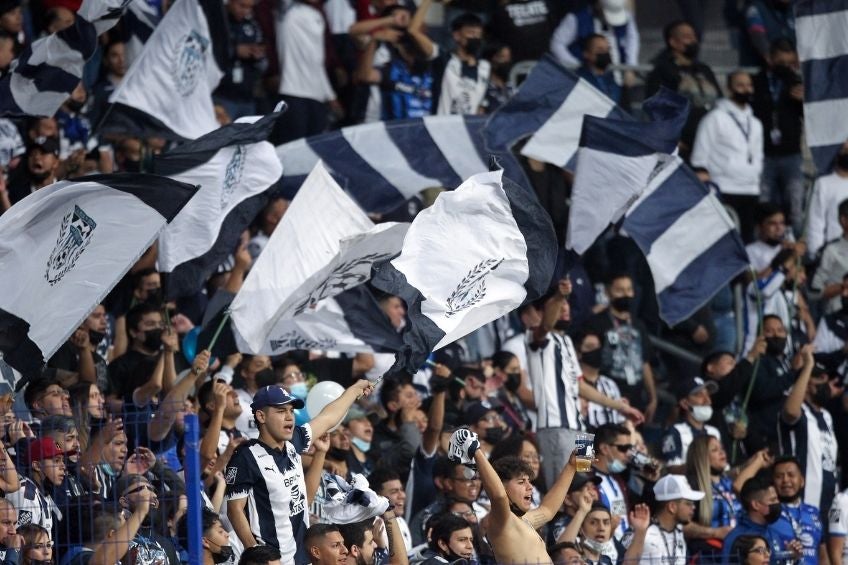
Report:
100,462,117,477
608,458,627,474
351,437,371,453
289,382,308,400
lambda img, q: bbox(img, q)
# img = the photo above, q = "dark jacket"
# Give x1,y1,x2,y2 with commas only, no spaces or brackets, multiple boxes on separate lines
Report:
751,69,804,157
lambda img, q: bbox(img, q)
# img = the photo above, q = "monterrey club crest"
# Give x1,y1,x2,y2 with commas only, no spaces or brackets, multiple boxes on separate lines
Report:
292,252,396,316
270,331,337,352
45,205,97,286
221,145,246,210
445,258,504,318
171,30,210,97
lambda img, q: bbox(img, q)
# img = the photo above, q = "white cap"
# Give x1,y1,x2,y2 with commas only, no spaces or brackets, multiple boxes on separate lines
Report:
653,475,705,502
600,0,628,27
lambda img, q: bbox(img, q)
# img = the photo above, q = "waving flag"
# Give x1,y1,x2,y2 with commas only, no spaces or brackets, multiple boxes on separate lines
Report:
154,112,284,298
230,162,408,354
483,55,630,169
622,158,749,325
100,0,228,140
0,174,197,380
371,162,557,376
567,88,689,254
123,0,161,67
277,115,526,214
795,0,848,173
0,0,128,117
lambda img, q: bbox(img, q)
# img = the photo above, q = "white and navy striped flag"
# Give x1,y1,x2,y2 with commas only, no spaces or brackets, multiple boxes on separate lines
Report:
795,0,848,173
483,54,630,169
100,0,228,140
153,112,284,298
277,115,526,214
123,0,161,68
0,0,128,117
622,157,749,326
0,174,197,380
567,88,689,254
230,162,409,354
371,161,558,376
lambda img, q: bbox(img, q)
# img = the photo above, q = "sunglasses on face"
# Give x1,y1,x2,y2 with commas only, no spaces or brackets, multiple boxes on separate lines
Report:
612,444,633,453
123,483,155,496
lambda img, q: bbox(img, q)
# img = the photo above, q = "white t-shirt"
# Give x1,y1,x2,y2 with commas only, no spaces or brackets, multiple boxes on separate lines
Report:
234,388,259,439
637,524,687,565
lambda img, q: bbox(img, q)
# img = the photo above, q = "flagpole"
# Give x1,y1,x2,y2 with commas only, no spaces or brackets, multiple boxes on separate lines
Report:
731,266,763,465
206,310,231,352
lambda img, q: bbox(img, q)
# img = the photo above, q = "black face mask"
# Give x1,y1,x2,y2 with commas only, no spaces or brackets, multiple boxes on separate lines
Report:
610,296,632,312
765,336,787,356
89,330,106,346
483,427,504,445
29,169,53,182
837,154,848,171
211,545,234,564
765,502,782,524
812,382,831,406
464,38,482,57
731,91,753,105
554,320,571,332
327,447,349,461
594,52,612,70
683,42,699,60
842,295,848,312
772,64,797,83
66,98,85,113
123,159,142,173
763,236,783,246
145,287,164,307
504,372,521,393
581,349,603,369
142,329,163,350
492,62,512,80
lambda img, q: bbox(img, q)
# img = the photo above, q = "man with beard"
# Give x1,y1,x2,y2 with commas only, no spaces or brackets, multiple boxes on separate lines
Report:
637,475,703,564
6,439,68,535
114,474,178,565
779,346,839,520
529,279,644,492
772,457,823,565
455,440,577,565
6,136,59,205
723,477,802,563
338,511,408,565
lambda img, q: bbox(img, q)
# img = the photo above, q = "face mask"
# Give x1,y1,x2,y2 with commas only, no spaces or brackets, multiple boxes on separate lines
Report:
145,287,163,306
464,38,482,57
765,502,782,524
608,458,627,474
483,427,505,445
492,62,511,79
554,320,571,332
29,169,52,182
504,372,521,393
30,560,52,565
683,42,700,60
327,447,348,461
763,237,783,246
691,405,713,423
289,382,308,400
123,159,142,173
66,98,85,113
594,52,612,70
211,545,234,564
812,382,830,405
772,64,797,82
254,368,276,387
765,336,787,356
581,537,612,554
731,91,753,105
88,330,106,346
837,154,848,170
142,329,163,350
581,349,602,369
100,462,116,477
610,296,632,312
842,295,848,312
351,437,371,453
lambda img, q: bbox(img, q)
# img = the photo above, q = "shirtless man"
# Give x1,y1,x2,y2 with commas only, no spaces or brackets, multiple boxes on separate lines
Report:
449,428,577,564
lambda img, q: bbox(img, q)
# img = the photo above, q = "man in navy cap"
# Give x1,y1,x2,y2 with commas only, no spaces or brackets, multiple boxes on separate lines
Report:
6,136,60,205
226,380,373,565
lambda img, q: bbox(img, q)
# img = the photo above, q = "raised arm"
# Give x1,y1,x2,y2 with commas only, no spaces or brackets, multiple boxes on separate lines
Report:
309,380,374,438
422,364,450,454
782,344,814,423
524,452,576,529
474,445,511,528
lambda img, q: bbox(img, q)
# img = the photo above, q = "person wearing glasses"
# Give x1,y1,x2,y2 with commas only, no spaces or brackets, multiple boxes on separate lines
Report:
660,377,722,475
16,524,51,565
729,535,772,565
636,475,704,564
114,474,178,565
591,424,634,540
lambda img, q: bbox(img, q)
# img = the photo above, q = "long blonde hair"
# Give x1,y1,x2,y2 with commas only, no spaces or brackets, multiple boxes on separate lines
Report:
685,435,715,527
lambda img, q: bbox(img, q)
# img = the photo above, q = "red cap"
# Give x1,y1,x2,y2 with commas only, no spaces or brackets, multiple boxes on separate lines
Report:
27,438,65,464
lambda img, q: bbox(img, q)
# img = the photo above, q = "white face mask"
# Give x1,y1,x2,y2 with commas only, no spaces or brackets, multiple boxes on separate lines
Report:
581,536,613,555
691,405,713,423
601,0,626,9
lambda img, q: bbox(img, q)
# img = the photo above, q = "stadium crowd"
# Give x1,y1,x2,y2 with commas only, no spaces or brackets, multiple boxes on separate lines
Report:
1,0,848,563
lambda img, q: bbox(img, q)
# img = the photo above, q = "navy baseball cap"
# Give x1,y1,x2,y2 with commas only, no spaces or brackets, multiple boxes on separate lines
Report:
250,385,305,410
462,399,503,426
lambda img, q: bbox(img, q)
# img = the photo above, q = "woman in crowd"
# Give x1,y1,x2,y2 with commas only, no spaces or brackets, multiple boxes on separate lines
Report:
69,382,105,452
18,524,53,565
729,535,772,565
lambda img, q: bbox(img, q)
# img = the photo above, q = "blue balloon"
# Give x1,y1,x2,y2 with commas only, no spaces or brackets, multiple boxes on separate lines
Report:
182,327,200,364
295,408,310,426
